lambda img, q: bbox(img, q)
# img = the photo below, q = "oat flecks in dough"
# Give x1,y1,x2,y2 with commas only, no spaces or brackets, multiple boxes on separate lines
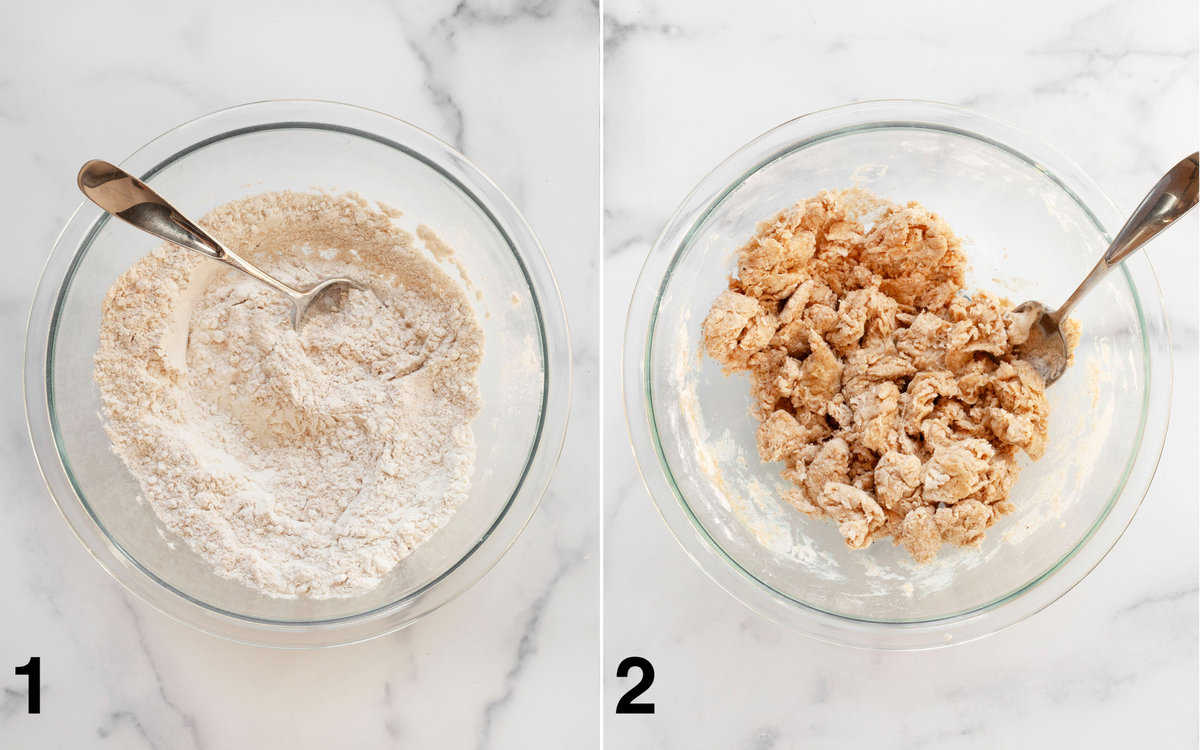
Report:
701,190,1073,563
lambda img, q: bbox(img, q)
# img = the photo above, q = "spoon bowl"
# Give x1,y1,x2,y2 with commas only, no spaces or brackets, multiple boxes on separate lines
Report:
290,277,364,329
1011,300,1069,384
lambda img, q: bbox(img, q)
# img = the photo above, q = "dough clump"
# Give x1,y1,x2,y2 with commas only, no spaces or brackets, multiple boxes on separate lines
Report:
702,190,1072,562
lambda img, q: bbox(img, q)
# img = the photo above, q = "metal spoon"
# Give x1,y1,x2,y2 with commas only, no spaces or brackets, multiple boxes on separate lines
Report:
77,159,364,331
1014,152,1198,384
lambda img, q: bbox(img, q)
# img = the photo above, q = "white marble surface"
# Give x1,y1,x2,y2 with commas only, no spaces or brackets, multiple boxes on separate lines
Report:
1,1,599,748
604,0,1198,746
4,0,1198,746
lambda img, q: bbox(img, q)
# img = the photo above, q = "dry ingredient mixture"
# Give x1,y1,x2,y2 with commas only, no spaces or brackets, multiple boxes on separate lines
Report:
702,190,1075,562
95,191,482,598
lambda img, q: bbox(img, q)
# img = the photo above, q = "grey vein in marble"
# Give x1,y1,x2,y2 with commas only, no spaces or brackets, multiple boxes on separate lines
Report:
1,687,30,721
603,15,683,54
96,709,157,749
476,541,590,750
111,597,205,750
1114,586,1199,617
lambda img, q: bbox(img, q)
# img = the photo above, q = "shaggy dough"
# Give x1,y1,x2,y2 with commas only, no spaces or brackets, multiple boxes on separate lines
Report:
701,190,1075,562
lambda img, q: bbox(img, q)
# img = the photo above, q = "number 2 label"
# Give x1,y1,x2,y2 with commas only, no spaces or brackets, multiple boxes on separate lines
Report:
615,656,655,714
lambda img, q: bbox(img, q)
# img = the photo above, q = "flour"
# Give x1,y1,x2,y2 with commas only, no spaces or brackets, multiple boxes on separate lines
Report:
94,191,483,599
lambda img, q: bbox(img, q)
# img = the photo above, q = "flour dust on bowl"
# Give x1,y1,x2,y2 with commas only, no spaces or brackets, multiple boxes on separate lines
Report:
623,101,1170,650
25,100,570,647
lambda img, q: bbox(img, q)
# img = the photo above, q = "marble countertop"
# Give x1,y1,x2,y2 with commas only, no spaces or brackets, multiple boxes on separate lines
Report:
603,0,1197,746
3,0,1196,747
1,1,599,748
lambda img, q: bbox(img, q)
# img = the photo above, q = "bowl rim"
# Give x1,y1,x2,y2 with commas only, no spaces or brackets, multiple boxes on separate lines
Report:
622,98,1172,650
24,98,573,648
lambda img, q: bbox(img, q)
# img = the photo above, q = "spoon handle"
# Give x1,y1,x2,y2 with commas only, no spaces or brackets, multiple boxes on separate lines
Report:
76,160,305,302
1104,152,1198,265
1054,152,1198,323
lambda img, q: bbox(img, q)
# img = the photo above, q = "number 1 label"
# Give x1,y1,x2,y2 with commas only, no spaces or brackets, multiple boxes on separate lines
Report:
14,657,40,714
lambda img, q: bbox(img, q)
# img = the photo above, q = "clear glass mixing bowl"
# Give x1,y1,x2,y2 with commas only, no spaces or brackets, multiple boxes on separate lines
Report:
25,100,571,647
624,100,1171,650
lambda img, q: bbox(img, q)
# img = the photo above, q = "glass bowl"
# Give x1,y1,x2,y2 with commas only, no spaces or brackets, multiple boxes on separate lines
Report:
25,100,571,648
624,100,1171,650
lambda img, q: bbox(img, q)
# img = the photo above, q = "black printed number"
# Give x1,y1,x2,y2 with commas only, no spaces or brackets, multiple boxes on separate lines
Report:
615,656,655,714
14,657,40,714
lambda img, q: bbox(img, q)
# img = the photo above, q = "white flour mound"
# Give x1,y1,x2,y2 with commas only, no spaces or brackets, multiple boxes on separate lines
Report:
94,191,483,599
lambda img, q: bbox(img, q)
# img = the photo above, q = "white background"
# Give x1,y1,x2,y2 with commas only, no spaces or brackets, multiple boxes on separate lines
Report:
1,2,599,748
604,0,1198,747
